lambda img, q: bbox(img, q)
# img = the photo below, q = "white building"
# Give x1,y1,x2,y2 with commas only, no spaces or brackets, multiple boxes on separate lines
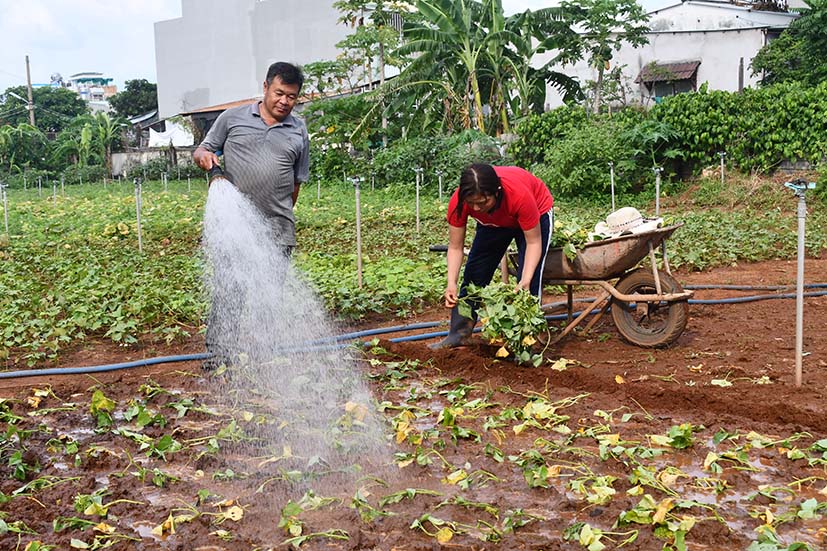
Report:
63,71,118,113
153,0,354,118
541,0,802,109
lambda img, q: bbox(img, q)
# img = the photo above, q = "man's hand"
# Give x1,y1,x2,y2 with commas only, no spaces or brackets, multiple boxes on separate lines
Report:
193,147,219,171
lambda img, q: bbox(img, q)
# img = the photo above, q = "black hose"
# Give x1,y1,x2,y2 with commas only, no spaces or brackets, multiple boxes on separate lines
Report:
2,287,826,380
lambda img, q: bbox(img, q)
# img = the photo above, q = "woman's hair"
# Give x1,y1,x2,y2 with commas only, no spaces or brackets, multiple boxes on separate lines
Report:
454,163,503,220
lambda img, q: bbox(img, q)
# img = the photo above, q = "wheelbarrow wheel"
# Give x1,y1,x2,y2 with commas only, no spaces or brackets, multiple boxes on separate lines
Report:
611,268,688,348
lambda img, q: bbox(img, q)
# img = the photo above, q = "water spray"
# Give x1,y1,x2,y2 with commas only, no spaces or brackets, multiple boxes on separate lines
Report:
784,178,816,387
718,151,726,184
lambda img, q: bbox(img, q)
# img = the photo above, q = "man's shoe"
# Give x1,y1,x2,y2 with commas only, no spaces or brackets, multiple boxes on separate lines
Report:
201,355,229,372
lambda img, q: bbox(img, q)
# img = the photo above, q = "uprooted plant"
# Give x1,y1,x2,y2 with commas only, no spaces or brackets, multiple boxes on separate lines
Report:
459,282,549,366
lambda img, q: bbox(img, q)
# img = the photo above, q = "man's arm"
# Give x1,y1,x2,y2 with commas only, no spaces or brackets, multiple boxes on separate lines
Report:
194,112,229,173
292,182,301,206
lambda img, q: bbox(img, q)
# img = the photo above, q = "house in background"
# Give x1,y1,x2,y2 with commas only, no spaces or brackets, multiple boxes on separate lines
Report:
541,0,804,110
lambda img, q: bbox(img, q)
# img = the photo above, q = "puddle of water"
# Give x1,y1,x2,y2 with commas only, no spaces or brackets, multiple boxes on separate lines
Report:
131,521,162,542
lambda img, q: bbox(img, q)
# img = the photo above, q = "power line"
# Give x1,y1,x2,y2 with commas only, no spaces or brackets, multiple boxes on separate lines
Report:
0,67,26,80
0,105,28,120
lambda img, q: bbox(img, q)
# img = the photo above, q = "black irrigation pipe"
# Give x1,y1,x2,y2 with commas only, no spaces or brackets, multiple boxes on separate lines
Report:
2,286,827,380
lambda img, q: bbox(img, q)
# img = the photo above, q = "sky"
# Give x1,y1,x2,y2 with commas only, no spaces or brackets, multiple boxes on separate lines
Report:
0,0,673,95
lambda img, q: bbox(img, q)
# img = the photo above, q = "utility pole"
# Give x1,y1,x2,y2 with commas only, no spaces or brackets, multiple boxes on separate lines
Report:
25,55,36,127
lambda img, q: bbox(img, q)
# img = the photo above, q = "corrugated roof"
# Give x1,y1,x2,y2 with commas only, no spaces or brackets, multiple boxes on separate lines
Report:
636,61,701,83
179,97,262,116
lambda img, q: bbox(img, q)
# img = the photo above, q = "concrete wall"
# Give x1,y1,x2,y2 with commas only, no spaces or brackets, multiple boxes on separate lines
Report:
112,148,196,177
647,1,797,32
154,0,350,118
539,2,798,109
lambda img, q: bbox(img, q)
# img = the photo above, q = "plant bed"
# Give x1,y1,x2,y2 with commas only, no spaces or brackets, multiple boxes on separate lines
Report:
1,258,826,550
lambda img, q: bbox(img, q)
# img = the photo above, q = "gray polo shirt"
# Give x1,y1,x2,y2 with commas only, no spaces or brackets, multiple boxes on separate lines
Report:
200,102,309,246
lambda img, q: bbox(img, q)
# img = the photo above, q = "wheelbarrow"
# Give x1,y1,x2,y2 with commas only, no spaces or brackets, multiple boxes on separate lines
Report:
509,224,692,347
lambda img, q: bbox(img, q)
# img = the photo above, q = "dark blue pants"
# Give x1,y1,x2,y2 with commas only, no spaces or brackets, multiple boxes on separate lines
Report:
452,210,553,332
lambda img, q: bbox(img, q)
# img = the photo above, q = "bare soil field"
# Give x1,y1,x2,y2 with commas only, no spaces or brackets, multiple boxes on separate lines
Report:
1,258,827,550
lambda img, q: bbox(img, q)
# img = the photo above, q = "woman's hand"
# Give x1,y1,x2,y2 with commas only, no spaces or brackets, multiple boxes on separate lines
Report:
515,280,531,293
444,284,458,308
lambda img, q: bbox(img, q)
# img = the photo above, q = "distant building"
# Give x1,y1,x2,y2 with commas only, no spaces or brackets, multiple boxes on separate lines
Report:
539,0,802,109
154,0,355,119
63,72,118,113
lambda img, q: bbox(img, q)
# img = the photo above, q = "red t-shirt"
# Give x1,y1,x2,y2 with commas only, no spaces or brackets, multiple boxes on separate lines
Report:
447,166,553,230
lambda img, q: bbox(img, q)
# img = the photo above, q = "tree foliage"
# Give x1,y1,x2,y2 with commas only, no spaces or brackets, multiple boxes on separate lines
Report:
108,79,158,119
560,0,649,114
392,0,583,136
751,0,827,86
1,86,88,133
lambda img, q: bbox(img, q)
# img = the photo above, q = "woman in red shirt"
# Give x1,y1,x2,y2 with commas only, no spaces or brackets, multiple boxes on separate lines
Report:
430,163,554,349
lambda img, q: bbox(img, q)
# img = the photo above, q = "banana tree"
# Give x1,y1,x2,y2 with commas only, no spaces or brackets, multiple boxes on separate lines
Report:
0,123,46,172
396,0,515,133
500,7,582,120
93,112,125,176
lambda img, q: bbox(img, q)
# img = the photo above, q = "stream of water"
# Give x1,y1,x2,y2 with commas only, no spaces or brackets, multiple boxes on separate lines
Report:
201,178,388,495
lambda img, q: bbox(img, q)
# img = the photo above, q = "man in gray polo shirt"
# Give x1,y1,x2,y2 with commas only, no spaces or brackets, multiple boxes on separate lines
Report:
194,61,309,369
194,61,309,246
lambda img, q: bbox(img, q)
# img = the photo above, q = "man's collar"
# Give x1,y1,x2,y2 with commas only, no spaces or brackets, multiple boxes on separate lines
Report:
250,101,295,126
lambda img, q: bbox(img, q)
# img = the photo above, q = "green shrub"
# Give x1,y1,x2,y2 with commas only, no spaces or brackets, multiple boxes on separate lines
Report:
0,168,54,190
61,165,107,185
532,116,643,199
509,106,590,167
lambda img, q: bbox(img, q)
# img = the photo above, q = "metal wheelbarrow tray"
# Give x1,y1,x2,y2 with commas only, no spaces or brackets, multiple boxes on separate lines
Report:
511,224,692,347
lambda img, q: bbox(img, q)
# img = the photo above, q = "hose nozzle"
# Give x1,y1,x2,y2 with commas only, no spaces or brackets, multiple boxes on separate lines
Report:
208,165,225,182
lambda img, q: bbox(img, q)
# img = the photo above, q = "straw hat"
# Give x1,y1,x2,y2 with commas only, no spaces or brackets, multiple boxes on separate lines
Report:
594,207,663,237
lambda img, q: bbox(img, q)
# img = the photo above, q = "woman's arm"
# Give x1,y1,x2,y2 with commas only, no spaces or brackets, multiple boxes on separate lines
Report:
518,224,542,291
444,224,466,307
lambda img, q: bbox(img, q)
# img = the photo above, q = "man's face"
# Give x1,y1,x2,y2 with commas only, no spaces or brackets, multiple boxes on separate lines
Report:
262,76,300,122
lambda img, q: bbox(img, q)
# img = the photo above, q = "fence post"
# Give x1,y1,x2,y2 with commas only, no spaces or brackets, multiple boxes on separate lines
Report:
414,167,423,233
718,151,726,185
436,169,443,201
349,176,364,288
609,161,616,211
1,183,8,235
134,178,143,254
653,167,663,217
